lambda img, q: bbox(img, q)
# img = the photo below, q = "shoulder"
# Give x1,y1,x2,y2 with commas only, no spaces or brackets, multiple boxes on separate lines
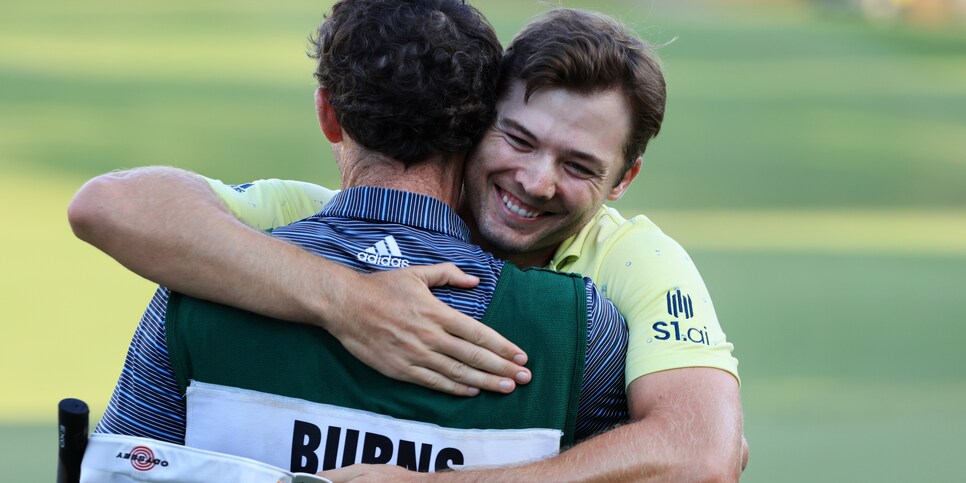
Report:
555,206,699,281
595,206,688,257
203,177,339,230
572,206,712,320
205,177,338,204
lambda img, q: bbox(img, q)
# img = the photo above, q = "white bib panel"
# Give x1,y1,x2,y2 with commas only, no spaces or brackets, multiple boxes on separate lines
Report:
184,381,562,472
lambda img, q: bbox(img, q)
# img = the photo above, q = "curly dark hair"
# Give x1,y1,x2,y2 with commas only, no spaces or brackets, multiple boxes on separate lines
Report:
309,0,502,166
501,8,666,175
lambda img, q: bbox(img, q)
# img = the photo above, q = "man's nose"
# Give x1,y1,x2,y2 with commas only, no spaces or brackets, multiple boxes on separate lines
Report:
516,157,556,200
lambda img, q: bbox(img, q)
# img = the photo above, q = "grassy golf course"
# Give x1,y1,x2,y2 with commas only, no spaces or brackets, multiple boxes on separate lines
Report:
2,0,964,481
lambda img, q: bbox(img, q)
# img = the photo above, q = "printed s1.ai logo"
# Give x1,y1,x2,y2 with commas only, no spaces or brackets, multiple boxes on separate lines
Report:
650,290,711,346
651,321,711,345
666,289,693,319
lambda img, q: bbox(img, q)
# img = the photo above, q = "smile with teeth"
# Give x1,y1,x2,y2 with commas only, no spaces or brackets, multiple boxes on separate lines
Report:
500,189,543,219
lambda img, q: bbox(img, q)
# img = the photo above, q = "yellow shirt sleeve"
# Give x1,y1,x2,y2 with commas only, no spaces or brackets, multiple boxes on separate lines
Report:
204,177,338,231
551,207,739,388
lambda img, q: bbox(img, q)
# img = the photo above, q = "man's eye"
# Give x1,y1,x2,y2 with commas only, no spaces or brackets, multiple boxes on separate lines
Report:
506,134,531,150
566,162,593,176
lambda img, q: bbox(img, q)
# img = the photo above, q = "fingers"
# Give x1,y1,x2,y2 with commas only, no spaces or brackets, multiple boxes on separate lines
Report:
320,464,413,482
408,264,532,387
411,336,531,395
439,335,530,390
411,262,479,289
343,265,532,396
319,464,370,482
345,339,483,398
319,465,359,481
443,313,529,376
407,365,482,397
357,329,523,396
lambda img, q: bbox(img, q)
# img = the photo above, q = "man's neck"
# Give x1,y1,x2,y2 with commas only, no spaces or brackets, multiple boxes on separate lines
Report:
340,148,464,210
499,250,555,269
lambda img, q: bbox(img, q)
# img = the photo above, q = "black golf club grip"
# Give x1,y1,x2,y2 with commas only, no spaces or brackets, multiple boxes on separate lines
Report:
57,398,89,483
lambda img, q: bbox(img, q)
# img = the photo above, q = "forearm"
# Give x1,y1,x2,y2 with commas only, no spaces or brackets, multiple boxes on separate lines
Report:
67,166,348,326
69,168,531,395
430,369,744,482
325,410,741,483
432,420,675,482
427,423,728,482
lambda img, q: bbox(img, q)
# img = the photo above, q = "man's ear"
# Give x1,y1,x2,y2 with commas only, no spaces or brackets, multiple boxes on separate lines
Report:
607,157,642,201
316,88,343,143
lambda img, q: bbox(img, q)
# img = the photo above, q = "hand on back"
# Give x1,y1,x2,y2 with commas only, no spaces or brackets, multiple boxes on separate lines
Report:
325,263,531,396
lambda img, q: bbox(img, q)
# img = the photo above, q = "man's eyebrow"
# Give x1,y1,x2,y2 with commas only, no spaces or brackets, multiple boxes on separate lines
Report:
497,117,607,168
496,117,535,140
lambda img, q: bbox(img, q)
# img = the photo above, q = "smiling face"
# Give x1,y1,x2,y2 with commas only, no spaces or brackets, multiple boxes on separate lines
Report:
463,81,641,267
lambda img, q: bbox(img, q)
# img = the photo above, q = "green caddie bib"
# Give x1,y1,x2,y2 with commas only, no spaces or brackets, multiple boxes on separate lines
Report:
166,263,587,472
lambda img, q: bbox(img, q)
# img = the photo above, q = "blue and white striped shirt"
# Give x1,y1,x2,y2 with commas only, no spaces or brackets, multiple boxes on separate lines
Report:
96,187,628,444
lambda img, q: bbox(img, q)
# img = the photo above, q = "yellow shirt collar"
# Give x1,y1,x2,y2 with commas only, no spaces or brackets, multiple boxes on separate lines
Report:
548,205,609,271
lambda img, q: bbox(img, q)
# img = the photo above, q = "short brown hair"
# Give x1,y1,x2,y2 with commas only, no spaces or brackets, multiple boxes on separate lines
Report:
501,8,666,172
310,0,502,165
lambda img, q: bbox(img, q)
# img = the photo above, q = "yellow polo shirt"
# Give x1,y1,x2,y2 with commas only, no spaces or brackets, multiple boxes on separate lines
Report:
206,177,739,387
549,206,738,387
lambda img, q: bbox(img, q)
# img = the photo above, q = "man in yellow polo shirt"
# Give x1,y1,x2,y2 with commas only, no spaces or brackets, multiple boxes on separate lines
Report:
70,7,744,480
203,178,738,390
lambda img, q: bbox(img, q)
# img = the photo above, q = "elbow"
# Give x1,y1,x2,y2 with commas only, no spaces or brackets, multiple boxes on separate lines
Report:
683,459,740,483
67,172,132,245
68,176,106,242
741,435,749,473
664,439,743,483
691,445,745,483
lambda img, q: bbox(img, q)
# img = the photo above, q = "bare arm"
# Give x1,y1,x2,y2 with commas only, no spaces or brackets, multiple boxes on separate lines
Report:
67,166,530,395
322,368,744,482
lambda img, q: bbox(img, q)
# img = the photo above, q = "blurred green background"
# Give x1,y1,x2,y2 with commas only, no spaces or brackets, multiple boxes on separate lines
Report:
2,0,964,480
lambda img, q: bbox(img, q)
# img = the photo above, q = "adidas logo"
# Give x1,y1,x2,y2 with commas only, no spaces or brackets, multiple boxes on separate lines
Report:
356,235,411,268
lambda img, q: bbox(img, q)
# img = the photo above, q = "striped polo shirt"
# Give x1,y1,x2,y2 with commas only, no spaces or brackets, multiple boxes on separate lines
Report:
96,187,629,445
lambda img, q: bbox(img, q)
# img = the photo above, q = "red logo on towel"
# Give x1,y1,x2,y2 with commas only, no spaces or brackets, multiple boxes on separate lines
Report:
130,446,157,471
115,446,170,471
